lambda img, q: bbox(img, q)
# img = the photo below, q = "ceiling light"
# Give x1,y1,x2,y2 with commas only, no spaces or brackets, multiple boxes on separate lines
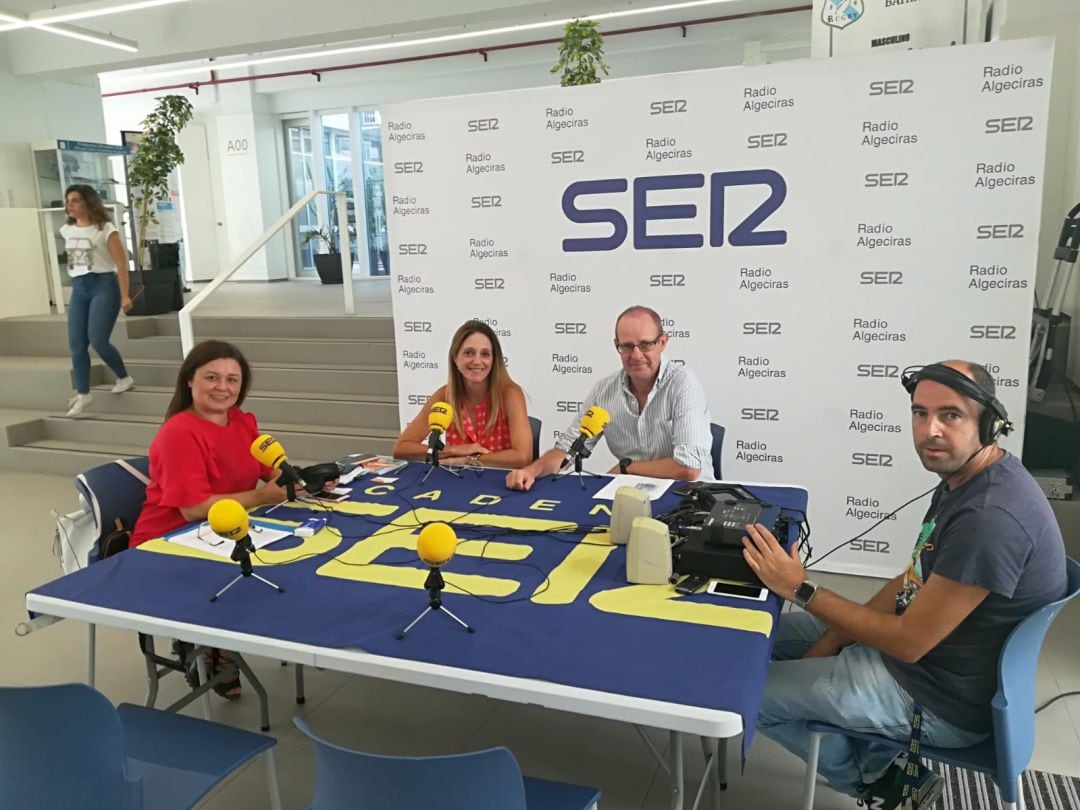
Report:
111,0,741,83
0,0,187,32
0,11,138,50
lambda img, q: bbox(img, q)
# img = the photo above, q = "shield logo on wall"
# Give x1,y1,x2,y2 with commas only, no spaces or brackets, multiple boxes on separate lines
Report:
822,0,864,30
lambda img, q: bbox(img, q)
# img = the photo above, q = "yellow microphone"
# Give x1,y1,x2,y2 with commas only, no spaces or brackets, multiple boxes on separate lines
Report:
208,498,250,541
206,498,286,601
250,433,305,496
397,521,474,638
566,405,611,459
416,522,457,568
425,402,454,463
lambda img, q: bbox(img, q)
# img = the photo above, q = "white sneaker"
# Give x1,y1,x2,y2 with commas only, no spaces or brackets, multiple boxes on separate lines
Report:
111,376,135,394
65,393,93,417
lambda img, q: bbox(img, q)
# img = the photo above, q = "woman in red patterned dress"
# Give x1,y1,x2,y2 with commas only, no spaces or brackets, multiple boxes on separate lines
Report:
393,320,533,468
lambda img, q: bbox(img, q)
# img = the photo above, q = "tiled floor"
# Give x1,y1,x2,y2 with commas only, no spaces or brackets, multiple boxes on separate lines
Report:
4,469,1079,809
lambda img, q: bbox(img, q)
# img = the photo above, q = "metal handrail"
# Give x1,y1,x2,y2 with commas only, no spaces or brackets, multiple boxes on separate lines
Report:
179,189,352,356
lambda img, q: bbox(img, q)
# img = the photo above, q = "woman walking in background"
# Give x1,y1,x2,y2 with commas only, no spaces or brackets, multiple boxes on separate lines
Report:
60,184,135,417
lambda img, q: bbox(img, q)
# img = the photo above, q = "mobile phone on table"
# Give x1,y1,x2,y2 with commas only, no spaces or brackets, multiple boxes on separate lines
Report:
675,573,709,594
705,579,768,601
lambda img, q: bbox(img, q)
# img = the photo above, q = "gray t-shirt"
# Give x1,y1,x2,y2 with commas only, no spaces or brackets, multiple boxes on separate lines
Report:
883,452,1067,733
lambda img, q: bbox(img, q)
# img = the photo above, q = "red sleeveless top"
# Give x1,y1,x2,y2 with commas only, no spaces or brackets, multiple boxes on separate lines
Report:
444,398,512,451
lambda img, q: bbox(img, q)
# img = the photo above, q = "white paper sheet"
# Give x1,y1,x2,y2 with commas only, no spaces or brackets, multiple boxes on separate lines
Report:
164,521,295,559
592,475,673,502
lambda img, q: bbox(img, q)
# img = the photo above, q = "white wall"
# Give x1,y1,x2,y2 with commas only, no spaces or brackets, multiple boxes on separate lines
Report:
0,46,106,208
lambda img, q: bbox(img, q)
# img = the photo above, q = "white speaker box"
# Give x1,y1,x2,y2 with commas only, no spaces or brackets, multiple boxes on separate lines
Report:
627,517,672,585
610,486,651,546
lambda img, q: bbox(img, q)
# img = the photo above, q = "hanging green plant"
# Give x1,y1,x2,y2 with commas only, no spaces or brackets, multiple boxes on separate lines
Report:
551,18,610,87
126,94,194,270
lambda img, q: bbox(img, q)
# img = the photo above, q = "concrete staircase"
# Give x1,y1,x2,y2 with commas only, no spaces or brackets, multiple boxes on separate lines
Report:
0,314,399,475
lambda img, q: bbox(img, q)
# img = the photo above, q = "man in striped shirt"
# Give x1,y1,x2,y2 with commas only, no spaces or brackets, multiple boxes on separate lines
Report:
506,305,713,491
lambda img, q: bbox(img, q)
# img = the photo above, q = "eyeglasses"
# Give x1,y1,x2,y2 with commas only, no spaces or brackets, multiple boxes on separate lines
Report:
615,334,664,355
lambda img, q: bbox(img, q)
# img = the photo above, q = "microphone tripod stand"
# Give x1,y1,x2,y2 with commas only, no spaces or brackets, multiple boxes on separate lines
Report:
553,446,601,490
421,433,462,483
209,536,285,602
397,566,475,639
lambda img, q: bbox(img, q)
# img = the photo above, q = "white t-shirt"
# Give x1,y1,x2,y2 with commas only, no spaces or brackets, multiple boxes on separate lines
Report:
59,222,119,277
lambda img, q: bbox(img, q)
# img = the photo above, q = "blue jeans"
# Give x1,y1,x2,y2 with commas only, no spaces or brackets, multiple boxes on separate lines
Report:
756,612,987,797
67,273,128,394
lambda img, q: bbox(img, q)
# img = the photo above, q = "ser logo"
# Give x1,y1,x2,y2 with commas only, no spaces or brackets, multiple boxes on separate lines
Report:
742,322,782,335
740,408,779,421
551,150,585,164
556,400,584,413
850,539,891,553
865,172,909,188
562,169,787,252
985,116,1034,134
649,99,687,114
398,243,428,256
471,195,503,209
852,453,894,467
403,321,433,333
393,161,423,174
649,274,686,287
555,322,587,335
473,277,505,290
970,325,1017,340
976,224,1024,239
869,79,915,96
860,271,903,285
406,394,427,406
747,133,788,149
466,118,500,132
856,364,900,378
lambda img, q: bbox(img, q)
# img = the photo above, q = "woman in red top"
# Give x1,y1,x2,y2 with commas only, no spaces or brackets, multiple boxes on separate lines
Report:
393,320,533,468
130,340,289,699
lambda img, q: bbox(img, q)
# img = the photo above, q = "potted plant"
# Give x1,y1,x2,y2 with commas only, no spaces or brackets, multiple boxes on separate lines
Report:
125,94,194,314
551,18,610,86
302,227,344,284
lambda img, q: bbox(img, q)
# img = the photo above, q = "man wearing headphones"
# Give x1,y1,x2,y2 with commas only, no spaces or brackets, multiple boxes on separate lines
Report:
743,360,1067,809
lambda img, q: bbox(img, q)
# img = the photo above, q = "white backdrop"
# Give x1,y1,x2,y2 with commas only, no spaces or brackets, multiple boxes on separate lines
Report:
383,38,1053,577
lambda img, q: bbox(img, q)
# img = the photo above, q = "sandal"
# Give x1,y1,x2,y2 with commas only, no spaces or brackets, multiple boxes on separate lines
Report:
211,649,242,700
183,647,242,699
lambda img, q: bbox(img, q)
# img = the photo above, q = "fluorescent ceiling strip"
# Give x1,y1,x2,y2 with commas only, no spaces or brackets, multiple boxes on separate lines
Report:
111,0,741,83
0,0,187,31
0,11,138,50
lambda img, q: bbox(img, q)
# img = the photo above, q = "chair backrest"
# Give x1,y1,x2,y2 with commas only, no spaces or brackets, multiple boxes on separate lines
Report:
528,416,541,463
710,423,725,479
293,718,528,810
992,557,1080,784
0,684,140,809
75,457,150,547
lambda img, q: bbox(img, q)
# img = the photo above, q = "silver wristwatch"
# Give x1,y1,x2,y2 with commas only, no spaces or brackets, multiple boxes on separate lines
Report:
793,580,819,609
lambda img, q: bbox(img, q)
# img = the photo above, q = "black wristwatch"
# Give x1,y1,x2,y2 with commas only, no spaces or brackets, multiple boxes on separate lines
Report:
794,580,819,609
619,458,632,474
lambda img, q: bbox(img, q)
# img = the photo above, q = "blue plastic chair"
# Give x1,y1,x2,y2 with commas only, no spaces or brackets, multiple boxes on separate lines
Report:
801,557,1080,810
293,717,600,810
75,456,151,564
528,415,542,462
0,683,281,810
710,423,725,479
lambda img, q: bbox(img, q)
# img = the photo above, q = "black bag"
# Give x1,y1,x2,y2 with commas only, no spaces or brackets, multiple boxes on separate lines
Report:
99,517,133,559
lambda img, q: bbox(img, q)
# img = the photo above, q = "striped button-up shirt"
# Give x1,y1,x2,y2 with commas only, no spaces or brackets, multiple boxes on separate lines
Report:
555,359,714,480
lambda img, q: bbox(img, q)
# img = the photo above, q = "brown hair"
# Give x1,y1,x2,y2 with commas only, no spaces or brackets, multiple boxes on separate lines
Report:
166,340,253,420
445,320,514,434
64,185,112,229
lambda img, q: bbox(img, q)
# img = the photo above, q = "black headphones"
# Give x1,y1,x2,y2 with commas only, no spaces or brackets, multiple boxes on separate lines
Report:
900,364,1013,446
299,462,343,494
